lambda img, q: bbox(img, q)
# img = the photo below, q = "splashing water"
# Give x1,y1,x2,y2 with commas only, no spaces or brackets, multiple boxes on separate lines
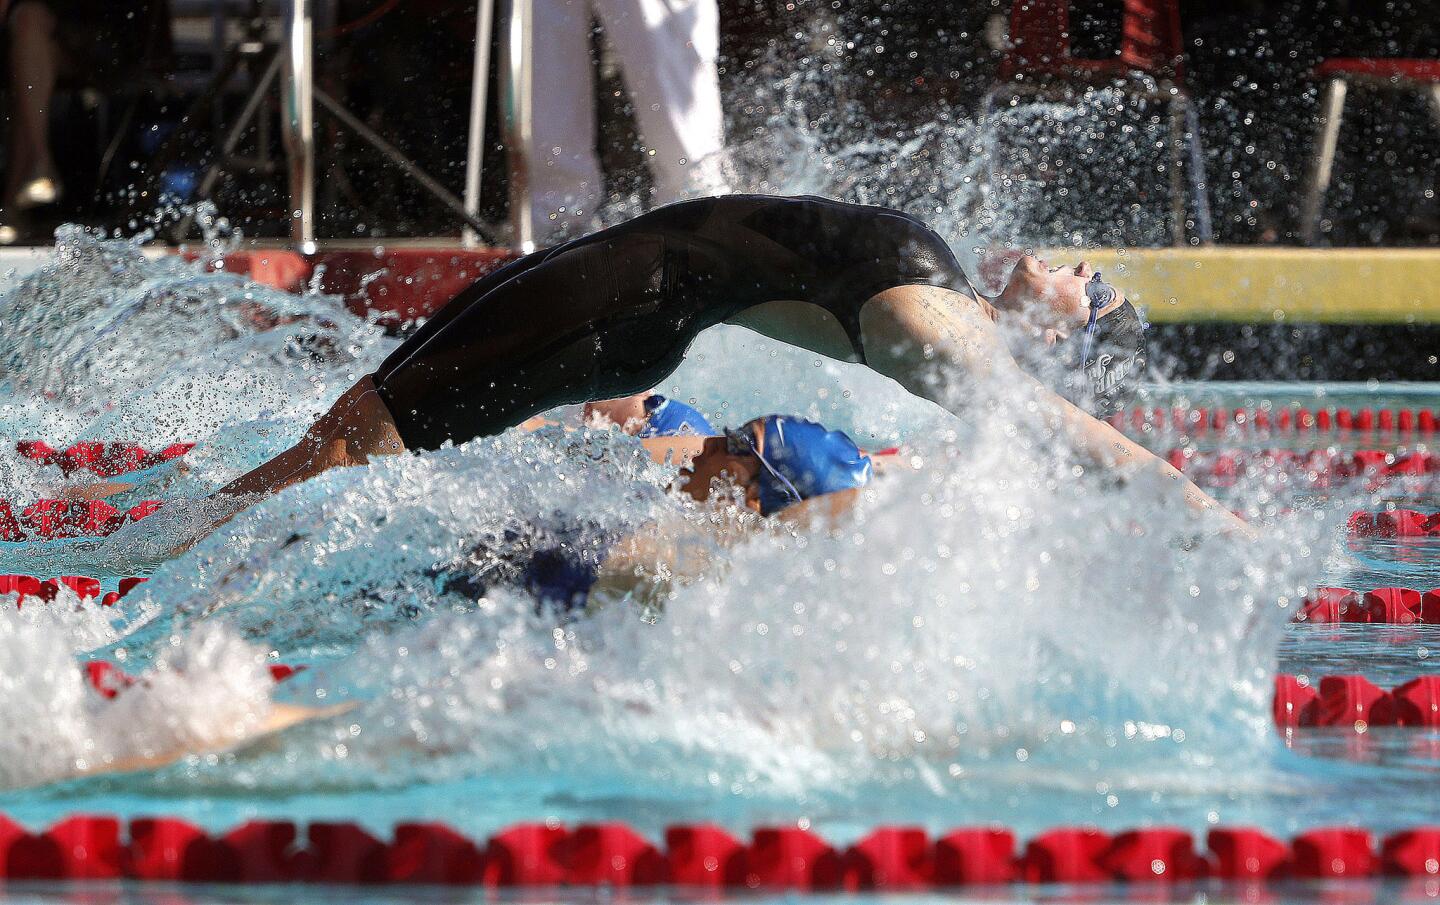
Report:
0,224,391,434
0,214,1426,838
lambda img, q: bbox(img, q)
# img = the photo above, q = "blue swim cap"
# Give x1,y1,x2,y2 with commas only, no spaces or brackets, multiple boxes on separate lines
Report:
752,415,873,515
639,395,715,438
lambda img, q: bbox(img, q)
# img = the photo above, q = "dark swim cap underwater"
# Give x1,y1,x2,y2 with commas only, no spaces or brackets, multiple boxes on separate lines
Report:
747,416,873,515
638,394,714,437
1054,276,1149,418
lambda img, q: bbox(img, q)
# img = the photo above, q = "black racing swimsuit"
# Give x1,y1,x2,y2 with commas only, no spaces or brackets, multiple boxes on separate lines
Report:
373,193,974,450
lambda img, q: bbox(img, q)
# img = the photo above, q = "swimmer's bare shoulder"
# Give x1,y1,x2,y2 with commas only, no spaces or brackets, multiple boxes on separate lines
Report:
859,284,1012,386
869,283,998,327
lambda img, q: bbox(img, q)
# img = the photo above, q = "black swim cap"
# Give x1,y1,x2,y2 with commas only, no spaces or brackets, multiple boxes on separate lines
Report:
1054,300,1149,417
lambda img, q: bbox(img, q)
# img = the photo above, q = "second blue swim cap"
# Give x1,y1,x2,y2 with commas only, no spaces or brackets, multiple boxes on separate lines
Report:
639,394,714,438
754,415,873,515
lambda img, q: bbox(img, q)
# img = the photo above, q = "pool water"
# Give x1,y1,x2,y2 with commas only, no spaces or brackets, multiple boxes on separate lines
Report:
0,233,1435,903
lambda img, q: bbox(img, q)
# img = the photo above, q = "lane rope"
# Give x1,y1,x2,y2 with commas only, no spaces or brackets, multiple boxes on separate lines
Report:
1273,675,1440,729
1296,587,1440,624
1348,509,1440,539
0,818,1433,885
69,658,1440,733
15,441,193,478
0,499,163,541
0,574,147,608
1167,448,1436,489
1110,407,1439,434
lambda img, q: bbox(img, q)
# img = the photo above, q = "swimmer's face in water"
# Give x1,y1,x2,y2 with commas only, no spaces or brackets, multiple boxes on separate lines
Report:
676,420,765,512
997,256,1126,343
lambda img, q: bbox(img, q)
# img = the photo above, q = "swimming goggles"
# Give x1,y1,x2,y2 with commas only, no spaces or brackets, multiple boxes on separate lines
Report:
724,426,802,506
1079,271,1118,370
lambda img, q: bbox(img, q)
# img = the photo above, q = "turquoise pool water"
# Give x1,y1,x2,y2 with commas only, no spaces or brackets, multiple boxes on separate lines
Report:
0,234,1435,903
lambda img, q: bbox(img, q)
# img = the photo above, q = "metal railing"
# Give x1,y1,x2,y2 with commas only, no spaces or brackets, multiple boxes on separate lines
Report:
278,0,525,250
280,0,315,250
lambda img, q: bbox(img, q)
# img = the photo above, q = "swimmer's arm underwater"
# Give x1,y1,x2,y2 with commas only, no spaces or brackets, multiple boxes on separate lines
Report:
148,378,409,561
859,287,1255,539
585,520,711,609
586,499,777,608
589,477,874,610
216,377,406,501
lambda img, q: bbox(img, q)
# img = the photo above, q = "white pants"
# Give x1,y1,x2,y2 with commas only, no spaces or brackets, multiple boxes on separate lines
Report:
529,0,728,242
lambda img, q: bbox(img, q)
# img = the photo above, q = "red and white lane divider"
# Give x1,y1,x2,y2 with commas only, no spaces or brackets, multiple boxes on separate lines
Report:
0,499,162,541
0,818,1433,885
15,441,194,478
1168,448,1437,489
72,658,1440,731
1111,407,1440,435
0,575,147,608
1349,510,1440,539
1274,675,1440,729
82,659,301,699
1298,587,1440,624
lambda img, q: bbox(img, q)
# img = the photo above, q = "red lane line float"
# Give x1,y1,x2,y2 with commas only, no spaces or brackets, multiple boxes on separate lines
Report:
0,575,147,608
1111,407,1439,435
1273,675,1440,729
0,818,1435,885
74,653,1440,731
0,499,162,542
203,247,515,328
1348,509,1440,539
1166,448,1438,489
1296,587,1440,624
15,441,194,478
82,660,302,699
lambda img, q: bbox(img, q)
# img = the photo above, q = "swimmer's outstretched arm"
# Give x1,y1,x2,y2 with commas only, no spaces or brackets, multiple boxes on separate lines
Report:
47,702,355,785
216,376,407,501
149,377,410,561
858,286,1255,539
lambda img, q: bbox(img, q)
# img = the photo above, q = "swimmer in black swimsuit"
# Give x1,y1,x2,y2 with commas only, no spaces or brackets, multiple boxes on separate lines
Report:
212,194,1252,539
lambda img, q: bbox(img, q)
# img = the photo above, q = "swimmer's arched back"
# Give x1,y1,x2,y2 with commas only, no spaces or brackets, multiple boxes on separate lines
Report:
370,195,973,448
202,194,1254,549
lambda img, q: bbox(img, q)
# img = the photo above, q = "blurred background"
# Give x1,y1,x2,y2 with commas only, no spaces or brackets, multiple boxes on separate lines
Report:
0,0,1437,382
0,0,1435,247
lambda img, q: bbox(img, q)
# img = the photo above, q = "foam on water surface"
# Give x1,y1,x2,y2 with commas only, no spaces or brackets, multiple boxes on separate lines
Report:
0,223,1431,842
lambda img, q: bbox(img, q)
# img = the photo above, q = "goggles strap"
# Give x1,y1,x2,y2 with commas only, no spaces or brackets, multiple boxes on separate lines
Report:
1080,272,1116,375
728,427,802,505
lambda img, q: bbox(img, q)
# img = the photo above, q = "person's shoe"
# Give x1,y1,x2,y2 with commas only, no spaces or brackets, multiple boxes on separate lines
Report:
13,175,61,210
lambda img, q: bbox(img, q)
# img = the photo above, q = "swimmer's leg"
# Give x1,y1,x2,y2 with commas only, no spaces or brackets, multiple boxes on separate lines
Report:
217,375,407,500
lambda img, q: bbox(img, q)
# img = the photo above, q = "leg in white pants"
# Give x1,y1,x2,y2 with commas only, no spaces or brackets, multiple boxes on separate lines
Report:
530,0,607,241
593,0,729,203
529,0,728,243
